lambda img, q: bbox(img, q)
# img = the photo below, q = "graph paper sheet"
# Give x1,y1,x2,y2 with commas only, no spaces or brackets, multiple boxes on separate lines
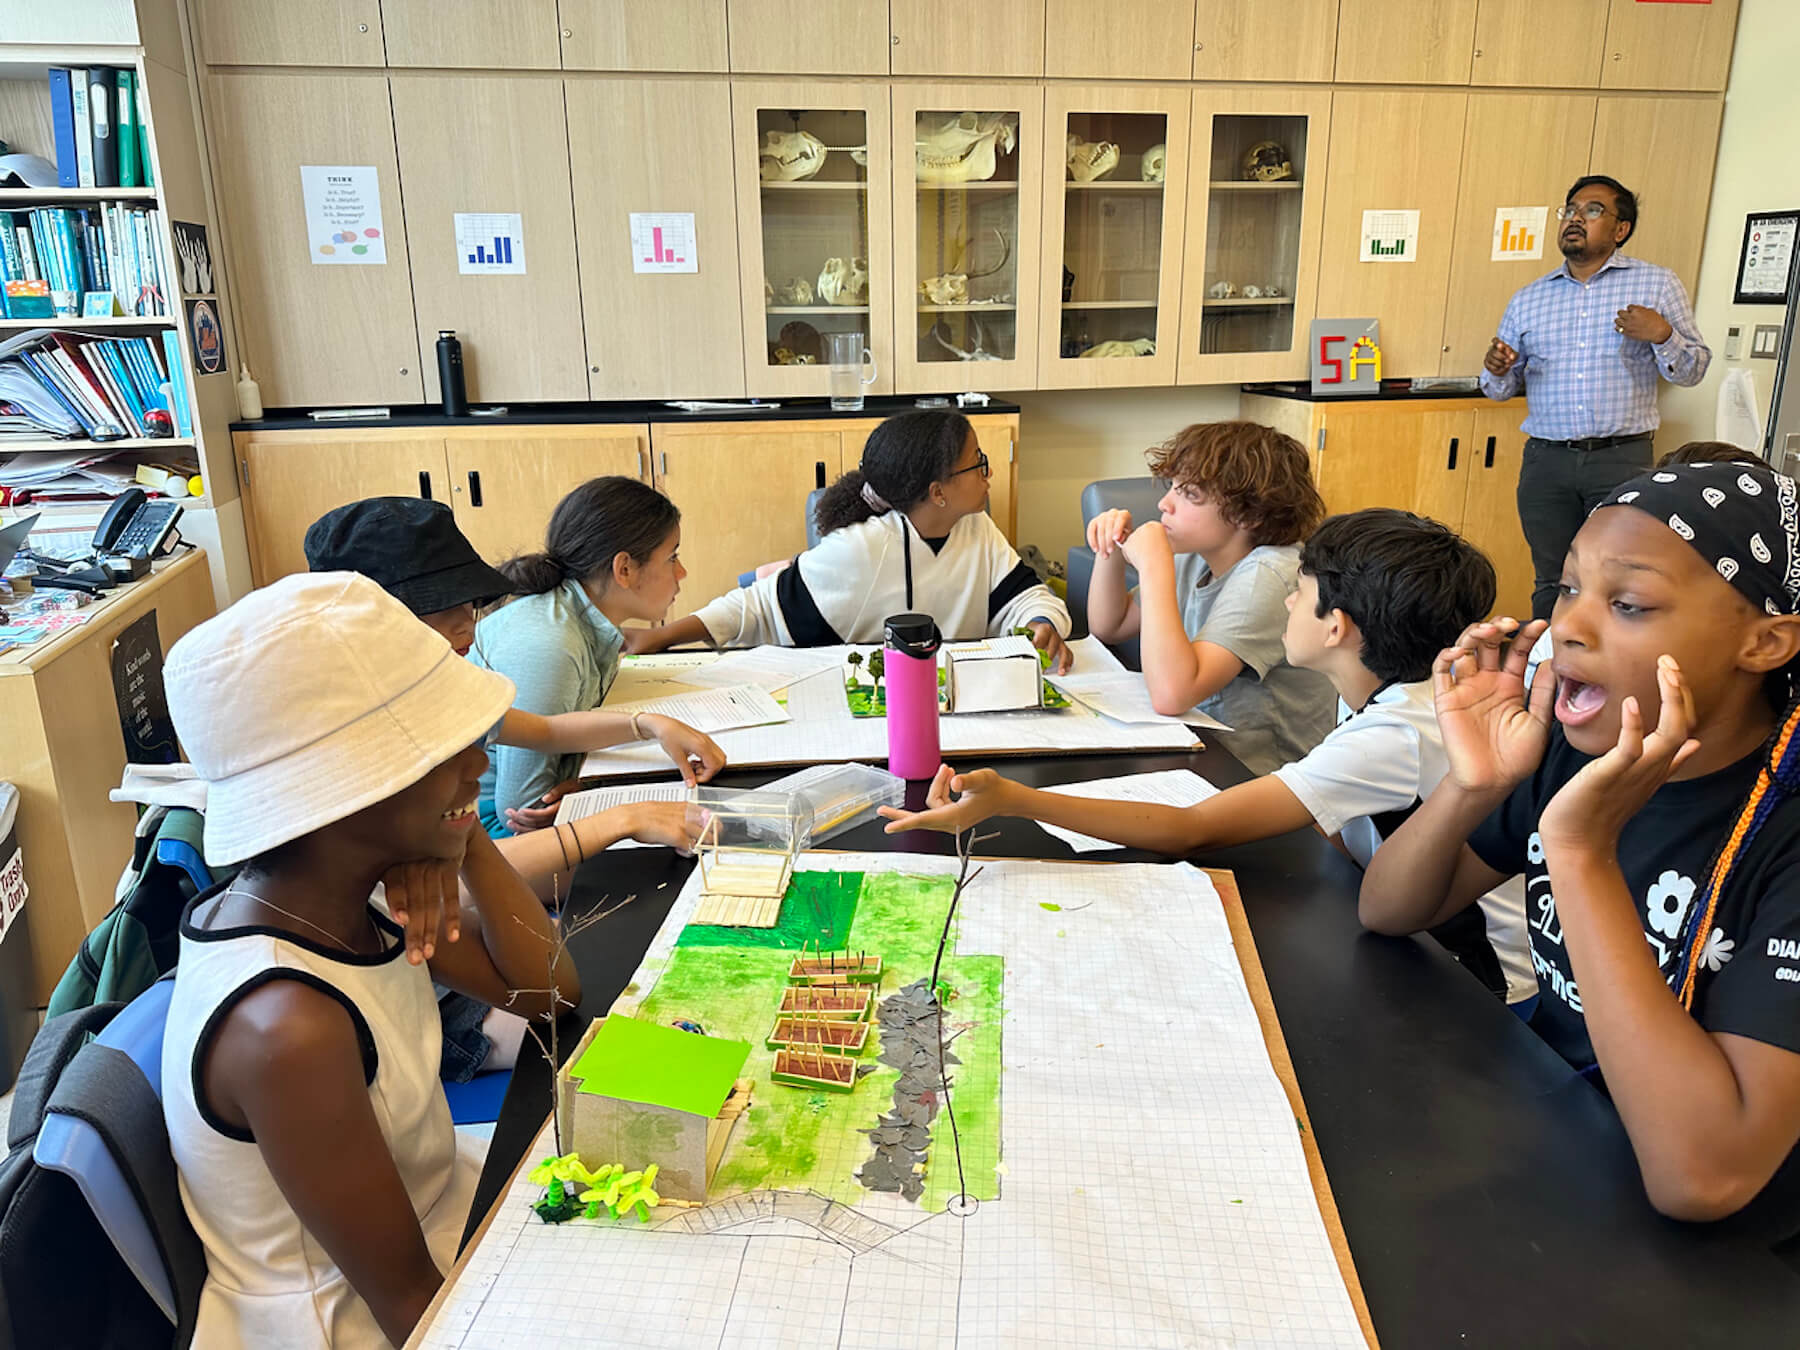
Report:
418,854,1366,1349
581,638,1199,778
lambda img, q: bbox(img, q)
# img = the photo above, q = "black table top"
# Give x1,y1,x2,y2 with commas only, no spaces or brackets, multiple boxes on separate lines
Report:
474,744,1800,1347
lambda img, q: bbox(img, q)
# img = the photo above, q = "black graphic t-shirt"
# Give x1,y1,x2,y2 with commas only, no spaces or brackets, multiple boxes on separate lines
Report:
1470,727,1800,1075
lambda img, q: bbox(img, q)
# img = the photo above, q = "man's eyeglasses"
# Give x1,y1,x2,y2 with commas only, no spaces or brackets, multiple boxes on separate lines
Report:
948,449,991,480
1557,202,1616,223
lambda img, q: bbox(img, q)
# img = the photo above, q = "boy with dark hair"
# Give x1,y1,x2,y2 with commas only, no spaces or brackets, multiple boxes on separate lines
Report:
1087,419,1334,773
885,509,1536,1005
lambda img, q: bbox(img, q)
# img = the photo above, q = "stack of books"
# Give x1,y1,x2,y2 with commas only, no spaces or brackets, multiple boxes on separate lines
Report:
48,67,154,191
0,330,184,441
0,204,168,318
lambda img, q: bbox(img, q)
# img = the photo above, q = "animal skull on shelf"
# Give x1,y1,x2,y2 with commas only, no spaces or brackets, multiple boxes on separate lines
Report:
1066,134,1120,182
759,129,828,182
1140,144,1166,183
1080,338,1155,359
927,317,1003,362
817,257,869,306
776,277,814,306
915,112,1019,184
1208,281,1236,300
918,228,1011,308
1261,283,1283,297
1242,284,1263,299
1241,141,1293,182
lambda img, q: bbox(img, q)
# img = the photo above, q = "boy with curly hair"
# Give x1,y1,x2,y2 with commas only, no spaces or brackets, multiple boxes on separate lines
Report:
1086,420,1334,771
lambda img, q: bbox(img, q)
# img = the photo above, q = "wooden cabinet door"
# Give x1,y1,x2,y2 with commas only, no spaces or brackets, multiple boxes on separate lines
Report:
892,0,1044,77
971,415,1019,542
389,76,587,403
1192,0,1340,83
570,79,745,400
1312,407,1470,523
1463,407,1535,618
652,425,846,609
727,0,890,75
1333,0,1477,84
237,431,446,586
558,0,729,71
1471,0,1607,88
194,0,384,65
207,73,423,407
1589,96,1723,296
1439,93,1596,376
444,427,649,567
891,83,1046,394
380,0,559,67
1044,0,1195,80
1315,91,1468,379
1601,0,1741,91
1037,84,1191,390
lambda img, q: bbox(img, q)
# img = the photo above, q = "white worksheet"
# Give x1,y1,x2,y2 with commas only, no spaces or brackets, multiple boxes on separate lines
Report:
1047,668,1231,731
1035,768,1223,852
607,683,789,735
551,780,690,847
416,854,1366,1349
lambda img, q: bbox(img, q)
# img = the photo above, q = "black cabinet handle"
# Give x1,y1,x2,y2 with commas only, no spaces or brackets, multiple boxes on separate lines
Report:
1447,437,1460,471
1484,435,1497,469
816,461,827,489
418,471,432,500
468,470,483,507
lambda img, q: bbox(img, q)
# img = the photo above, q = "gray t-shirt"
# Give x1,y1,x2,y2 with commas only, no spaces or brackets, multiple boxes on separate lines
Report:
1172,545,1334,775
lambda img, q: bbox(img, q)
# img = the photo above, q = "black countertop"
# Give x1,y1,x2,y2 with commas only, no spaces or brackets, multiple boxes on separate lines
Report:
1244,379,1500,404
231,395,1021,433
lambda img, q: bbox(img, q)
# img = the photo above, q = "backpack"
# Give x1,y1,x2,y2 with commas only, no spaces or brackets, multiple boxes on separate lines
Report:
47,807,219,1019
0,1000,204,1349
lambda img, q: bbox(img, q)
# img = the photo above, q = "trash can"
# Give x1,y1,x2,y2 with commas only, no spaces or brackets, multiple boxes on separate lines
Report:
0,782,33,1094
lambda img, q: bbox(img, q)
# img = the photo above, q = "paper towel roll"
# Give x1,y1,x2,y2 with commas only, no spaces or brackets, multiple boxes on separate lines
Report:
1717,366,1764,451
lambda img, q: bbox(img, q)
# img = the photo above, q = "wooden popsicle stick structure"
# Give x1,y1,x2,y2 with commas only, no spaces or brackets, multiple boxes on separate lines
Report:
695,790,804,907
779,984,873,1021
788,940,882,985
691,891,784,927
771,1046,858,1092
766,1014,870,1053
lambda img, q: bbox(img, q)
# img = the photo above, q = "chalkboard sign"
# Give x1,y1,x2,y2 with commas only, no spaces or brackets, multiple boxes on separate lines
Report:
111,610,179,764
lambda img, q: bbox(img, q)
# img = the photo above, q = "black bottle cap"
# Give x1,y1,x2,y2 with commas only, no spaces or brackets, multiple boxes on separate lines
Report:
884,613,941,658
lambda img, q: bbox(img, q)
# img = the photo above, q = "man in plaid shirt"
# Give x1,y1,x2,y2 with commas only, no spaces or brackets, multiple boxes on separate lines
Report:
1482,174,1712,620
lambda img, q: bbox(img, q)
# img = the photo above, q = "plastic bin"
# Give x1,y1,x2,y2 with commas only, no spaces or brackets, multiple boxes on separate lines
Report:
0,782,33,1094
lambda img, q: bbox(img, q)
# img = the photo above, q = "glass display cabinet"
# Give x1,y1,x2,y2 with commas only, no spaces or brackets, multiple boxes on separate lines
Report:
1177,90,1332,384
734,82,894,397
890,84,1044,393
1036,86,1189,388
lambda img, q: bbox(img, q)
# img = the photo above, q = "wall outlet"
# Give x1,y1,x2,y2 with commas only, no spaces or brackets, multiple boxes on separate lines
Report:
1753,324,1783,359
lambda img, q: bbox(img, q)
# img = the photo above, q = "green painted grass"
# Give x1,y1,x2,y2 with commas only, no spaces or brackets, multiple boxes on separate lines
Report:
634,870,1003,1213
676,870,863,952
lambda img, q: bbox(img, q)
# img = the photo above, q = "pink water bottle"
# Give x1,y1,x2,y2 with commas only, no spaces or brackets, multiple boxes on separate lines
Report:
884,613,942,780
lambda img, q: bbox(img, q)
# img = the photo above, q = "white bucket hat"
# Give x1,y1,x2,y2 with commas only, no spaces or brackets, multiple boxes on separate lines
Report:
165,571,515,866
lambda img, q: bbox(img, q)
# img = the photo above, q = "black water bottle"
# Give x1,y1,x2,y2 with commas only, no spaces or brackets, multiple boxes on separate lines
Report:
436,330,468,417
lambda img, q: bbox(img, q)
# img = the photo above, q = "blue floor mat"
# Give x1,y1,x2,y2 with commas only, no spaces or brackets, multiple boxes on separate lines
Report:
443,1068,512,1125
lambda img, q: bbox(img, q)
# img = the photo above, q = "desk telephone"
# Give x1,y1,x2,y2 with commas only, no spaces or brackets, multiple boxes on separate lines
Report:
94,488,183,562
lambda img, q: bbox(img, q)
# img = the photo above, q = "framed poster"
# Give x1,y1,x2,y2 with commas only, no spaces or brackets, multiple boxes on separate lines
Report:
1734,210,1799,305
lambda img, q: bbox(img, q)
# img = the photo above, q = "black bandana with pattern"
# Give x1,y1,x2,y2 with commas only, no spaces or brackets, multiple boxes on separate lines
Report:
1598,461,1800,618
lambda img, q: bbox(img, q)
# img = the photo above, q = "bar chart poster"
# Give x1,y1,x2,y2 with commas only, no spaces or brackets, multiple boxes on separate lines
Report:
630,212,698,274
1491,205,1549,262
1359,209,1419,263
455,212,527,275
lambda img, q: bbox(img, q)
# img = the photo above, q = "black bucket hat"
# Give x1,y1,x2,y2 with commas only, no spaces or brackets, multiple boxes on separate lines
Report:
303,497,514,617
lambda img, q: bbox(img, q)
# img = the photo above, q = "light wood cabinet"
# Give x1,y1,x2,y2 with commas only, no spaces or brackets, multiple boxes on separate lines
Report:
568,78,745,400
1036,85,1190,389
733,81,894,399
206,73,424,407
892,0,1044,77
1177,86,1332,385
194,0,384,66
389,75,588,403
236,430,446,584
1589,95,1724,295
558,0,729,71
443,427,649,565
1044,0,1195,81
1192,0,1341,83
969,415,1020,543
1333,0,1477,84
1462,407,1534,618
1315,90,1468,378
1601,0,1741,92
1471,0,1607,88
380,0,560,68
891,83,1046,393
727,0,890,75
1439,93,1596,376
651,424,848,608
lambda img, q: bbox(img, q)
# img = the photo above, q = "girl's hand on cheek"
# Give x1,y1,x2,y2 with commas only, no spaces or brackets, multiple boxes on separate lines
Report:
381,858,463,965
1540,655,1700,858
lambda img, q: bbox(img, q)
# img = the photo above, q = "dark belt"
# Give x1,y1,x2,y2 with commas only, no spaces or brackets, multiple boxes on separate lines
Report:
1535,433,1653,451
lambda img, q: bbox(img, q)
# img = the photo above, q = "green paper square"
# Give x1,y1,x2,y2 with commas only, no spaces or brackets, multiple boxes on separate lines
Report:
570,1016,750,1118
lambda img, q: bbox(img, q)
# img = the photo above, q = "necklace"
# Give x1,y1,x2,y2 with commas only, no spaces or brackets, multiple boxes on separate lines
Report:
221,882,375,955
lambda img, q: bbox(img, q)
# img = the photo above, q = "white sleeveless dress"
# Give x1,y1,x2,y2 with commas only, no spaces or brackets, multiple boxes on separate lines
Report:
162,893,482,1348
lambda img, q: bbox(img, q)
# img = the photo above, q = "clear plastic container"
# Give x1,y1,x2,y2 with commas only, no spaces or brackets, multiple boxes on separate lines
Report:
756,762,907,846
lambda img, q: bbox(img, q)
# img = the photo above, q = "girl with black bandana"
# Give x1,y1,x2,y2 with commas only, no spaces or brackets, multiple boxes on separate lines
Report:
1362,461,1800,1242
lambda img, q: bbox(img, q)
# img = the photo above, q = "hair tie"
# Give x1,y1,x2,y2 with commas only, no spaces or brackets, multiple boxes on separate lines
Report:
860,480,891,513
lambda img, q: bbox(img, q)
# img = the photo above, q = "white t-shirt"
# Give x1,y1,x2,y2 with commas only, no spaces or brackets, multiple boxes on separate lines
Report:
1272,680,1537,1003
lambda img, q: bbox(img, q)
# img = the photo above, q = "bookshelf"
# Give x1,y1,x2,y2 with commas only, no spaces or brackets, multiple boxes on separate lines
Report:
1,0,250,605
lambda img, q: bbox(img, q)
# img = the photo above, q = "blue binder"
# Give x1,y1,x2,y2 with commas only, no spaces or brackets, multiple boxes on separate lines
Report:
47,69,79,188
